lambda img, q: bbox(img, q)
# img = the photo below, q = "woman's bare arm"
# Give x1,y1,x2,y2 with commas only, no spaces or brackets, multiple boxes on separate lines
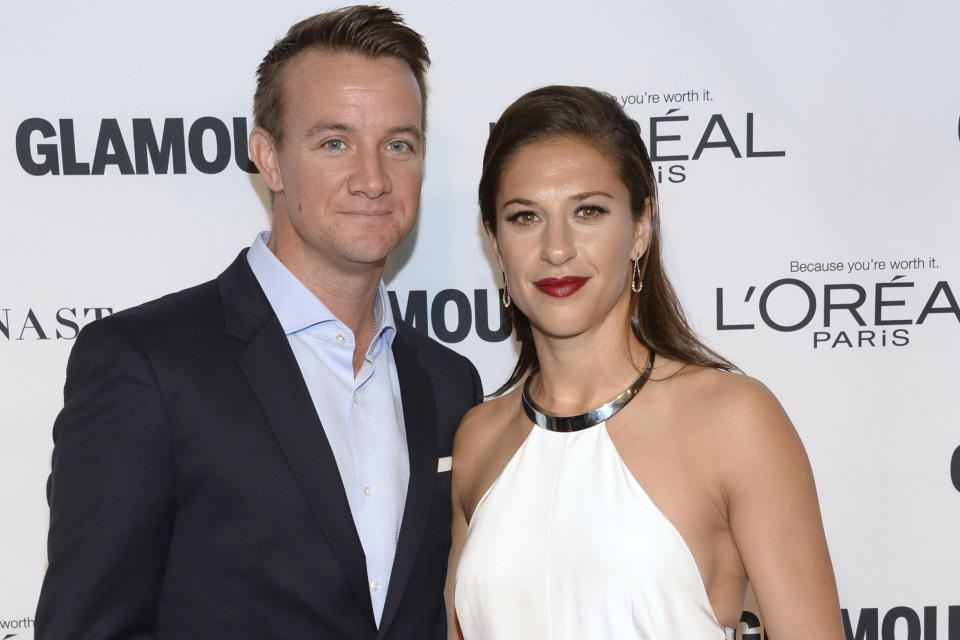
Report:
445,405,488,640
725,379,844,639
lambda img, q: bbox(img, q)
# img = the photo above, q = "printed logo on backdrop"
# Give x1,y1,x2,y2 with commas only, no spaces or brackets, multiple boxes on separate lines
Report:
715,256,958,349
0,614,33,637
487,89,782,185
739,605,960,640
15,117,257,175
614,88,784,185
0,307,113,342
388,289,510,343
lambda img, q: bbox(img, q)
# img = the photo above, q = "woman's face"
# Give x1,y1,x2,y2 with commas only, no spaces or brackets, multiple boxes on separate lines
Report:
489,136,650,340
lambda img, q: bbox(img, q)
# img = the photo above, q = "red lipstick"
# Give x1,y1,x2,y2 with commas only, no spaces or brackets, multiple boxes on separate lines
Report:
534,276,589,298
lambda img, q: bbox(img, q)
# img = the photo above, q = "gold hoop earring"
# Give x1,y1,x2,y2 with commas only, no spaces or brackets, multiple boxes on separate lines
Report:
631,258,643,294
501,272,511,308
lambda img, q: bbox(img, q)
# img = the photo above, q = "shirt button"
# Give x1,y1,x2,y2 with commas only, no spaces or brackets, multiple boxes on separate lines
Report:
362,485,373,497
369,580,380,592
353,393,359,405
335,335,345,345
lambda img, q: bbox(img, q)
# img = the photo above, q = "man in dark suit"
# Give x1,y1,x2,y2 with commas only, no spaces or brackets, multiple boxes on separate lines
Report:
35,6,482,639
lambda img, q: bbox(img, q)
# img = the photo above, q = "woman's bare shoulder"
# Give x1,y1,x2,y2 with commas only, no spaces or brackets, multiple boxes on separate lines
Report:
656,360,796,449
453,388,521,460
653,361,814,512
452,388,526,515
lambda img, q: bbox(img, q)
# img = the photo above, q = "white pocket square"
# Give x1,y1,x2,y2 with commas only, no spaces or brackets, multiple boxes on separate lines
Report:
437,456,452,473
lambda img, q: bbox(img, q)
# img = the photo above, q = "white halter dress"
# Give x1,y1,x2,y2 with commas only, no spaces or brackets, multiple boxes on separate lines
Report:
454,420,736,640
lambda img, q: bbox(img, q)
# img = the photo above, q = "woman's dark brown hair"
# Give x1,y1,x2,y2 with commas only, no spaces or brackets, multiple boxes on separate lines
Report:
479,86,735,395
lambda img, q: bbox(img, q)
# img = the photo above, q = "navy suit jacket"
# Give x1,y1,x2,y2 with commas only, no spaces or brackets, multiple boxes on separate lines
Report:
36,251,482,639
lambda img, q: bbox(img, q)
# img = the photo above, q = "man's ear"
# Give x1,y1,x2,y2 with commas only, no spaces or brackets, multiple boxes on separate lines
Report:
631,196,655,259
249,126,283,192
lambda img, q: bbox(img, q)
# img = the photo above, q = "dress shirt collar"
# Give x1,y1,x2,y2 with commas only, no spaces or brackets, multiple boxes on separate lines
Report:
246,231,395,343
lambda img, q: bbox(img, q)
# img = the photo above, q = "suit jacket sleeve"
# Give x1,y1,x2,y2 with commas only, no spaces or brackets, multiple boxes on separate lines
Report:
469,359,483,407
36,318,176,640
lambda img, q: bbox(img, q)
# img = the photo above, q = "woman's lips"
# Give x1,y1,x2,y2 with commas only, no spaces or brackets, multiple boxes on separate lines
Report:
533,276,589,297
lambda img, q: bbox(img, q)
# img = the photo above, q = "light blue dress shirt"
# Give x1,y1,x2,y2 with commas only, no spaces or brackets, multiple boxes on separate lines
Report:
247,232,409,626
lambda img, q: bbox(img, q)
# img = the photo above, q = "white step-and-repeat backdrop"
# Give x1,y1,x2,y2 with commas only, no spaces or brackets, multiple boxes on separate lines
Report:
3,2,958,638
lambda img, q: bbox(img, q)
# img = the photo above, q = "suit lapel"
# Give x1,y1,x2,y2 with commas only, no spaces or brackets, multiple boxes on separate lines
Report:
377,329,439,636
219,252,375,624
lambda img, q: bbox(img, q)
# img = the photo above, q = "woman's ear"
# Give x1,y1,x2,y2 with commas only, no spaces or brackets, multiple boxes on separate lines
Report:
485,223,505,272
632,196,655,259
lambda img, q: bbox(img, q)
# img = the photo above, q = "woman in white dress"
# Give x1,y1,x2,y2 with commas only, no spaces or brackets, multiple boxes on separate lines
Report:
445,86,843,640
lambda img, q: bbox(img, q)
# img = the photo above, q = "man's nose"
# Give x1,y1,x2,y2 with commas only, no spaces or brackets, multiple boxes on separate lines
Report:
348,148,391,198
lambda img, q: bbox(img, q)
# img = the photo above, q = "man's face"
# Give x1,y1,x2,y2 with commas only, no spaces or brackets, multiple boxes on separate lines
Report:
261,49,424,276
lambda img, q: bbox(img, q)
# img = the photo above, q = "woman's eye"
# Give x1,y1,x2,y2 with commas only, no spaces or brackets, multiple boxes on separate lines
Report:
576,205,607,218
507,211,538,224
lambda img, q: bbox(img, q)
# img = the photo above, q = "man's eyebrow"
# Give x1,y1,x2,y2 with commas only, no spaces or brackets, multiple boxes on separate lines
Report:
387,124,423,139
303,123,423,139
305,122,351,138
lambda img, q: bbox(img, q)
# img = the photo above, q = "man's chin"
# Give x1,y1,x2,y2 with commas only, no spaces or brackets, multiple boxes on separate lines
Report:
334,246,394,273
342,231,411,265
